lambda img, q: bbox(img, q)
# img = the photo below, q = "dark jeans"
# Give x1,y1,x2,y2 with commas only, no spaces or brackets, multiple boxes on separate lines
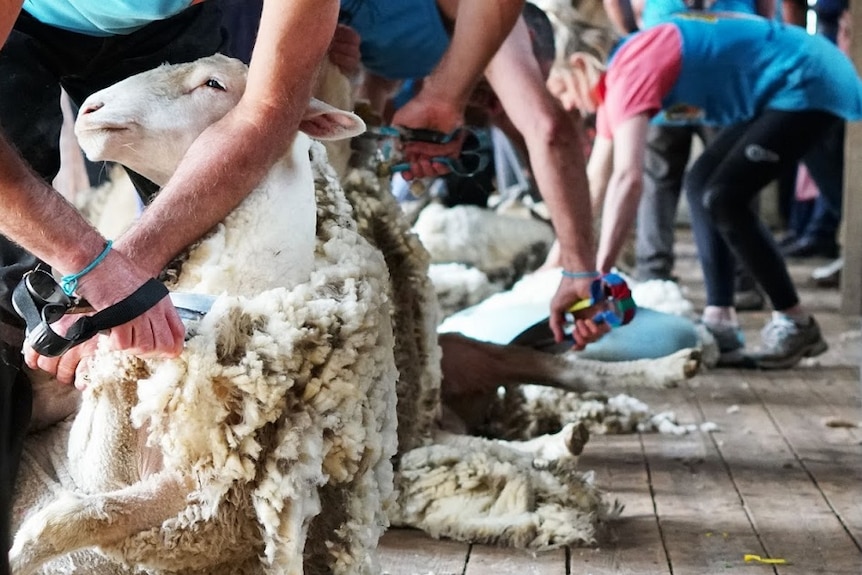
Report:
684,109,844,310
0,5,226,571
794,119,845,245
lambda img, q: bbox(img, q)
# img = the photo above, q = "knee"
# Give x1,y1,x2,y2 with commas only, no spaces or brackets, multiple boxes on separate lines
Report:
698,184,738,228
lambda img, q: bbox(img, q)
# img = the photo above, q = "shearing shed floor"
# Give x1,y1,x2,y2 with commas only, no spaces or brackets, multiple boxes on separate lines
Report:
378,228,862,575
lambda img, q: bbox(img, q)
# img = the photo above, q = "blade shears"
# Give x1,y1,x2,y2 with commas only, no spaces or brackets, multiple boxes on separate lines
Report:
566,272,637,329
358,125,489,177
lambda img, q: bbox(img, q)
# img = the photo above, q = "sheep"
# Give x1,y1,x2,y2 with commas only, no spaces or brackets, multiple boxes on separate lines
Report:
12,52,704,570
11,54,398,575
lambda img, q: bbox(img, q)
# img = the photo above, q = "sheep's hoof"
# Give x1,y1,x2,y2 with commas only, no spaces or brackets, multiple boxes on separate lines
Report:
683,349,702,378
565,421,590,456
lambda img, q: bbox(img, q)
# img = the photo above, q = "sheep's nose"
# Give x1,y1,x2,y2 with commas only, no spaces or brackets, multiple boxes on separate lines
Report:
79,101,104,115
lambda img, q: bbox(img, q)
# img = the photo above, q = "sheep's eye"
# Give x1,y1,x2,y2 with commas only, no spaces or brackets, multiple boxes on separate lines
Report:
205,78,226,91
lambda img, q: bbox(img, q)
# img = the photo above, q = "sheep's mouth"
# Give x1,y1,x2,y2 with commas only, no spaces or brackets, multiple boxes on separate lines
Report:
77,125,131,134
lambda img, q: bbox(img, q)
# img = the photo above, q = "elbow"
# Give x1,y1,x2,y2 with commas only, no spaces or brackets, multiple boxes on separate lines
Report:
615,168,644,200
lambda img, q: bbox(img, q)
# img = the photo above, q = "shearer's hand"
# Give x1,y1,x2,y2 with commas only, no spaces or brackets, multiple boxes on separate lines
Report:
74,249,185,357
390,92,464,180
24,328,98,388
328,24,361,79
549,276,610,350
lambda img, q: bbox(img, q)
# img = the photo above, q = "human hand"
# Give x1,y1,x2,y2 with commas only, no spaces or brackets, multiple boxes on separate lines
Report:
546,57,600,115
329,24,362,79
24,329,98,388
548,276,611,350
390,93,464,180
73,248,185,358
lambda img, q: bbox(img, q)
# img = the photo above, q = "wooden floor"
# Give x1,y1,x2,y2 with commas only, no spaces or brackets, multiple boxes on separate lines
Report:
378,231,862,574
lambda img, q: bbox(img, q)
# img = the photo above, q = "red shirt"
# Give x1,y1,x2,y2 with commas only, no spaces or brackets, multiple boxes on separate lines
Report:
596,24,683,138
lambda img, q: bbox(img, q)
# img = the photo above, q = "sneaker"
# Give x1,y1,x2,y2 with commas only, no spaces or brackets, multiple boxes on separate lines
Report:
811,257,843,289
704,322,750,367
781,236,839,259
776,231,799,249
751,313,828,369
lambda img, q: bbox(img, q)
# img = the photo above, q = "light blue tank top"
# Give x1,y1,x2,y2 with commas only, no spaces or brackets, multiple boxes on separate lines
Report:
657,15,862,125
23,0,195,36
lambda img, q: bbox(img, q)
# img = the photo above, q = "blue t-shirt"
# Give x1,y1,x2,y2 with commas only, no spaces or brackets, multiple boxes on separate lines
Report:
338,0,450,80
641,0,759,28
23,0,195,36
658,15,862,125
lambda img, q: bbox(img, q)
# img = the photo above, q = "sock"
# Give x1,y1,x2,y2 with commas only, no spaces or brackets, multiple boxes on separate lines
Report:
702,307,738,328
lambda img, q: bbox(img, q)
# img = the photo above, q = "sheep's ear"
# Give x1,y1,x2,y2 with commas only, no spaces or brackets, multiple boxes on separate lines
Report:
299,98,366,141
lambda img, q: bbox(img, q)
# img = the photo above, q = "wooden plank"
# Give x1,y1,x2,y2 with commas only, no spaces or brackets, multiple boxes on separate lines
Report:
690,371,862,574
843,0,862,314
635,386,768,574
576,433,670,574
751,371,862,549
378,529,469,575
464,544,565,574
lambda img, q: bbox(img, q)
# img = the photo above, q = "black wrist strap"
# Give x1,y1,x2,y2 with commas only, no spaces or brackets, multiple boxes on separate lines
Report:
13,277,168,357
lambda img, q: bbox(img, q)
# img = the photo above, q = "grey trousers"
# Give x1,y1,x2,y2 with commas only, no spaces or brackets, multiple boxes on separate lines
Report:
635,123,718,281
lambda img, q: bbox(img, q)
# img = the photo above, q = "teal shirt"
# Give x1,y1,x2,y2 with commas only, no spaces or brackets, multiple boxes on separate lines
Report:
339,0,450,79
641,0,759,28
658,15,862,125
23,0,194,36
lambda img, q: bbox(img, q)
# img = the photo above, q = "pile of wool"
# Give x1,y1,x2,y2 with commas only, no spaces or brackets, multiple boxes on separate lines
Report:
411,202,555,316
478,387,718,441
427,262,500,319
389,434,618,551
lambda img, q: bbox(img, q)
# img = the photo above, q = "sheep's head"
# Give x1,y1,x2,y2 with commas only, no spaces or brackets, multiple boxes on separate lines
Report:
75,54,365,186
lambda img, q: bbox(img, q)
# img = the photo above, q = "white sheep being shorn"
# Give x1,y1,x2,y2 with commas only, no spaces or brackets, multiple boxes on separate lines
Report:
11,54,398,575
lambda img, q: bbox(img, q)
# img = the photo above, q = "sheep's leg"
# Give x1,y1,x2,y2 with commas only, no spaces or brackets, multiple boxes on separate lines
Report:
555,347,702,389
258,491,320,575
496,421,591,459
9,470,194,575
25,369,80,432
439,333,575,396
437,421,590,461
439,333,700,396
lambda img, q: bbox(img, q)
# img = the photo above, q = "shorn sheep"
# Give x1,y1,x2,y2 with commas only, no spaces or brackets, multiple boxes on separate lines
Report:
11,54,398,575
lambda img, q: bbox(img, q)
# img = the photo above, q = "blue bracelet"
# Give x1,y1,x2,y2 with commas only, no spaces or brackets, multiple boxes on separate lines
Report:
61,240,113,296
561,269,601,280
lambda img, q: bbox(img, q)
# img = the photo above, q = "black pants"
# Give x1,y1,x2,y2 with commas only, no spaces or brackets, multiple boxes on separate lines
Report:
0,5,227,572
684,109,844,310
0,344,30,574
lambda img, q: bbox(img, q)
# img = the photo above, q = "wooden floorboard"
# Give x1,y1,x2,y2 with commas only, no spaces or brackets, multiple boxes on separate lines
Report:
689,372,862,574
576,432,669,575
637,386,768,575
378,529,469,575
378,230,862,574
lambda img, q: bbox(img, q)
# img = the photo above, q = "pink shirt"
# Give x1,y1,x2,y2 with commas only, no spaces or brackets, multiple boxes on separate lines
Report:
596,24,683,138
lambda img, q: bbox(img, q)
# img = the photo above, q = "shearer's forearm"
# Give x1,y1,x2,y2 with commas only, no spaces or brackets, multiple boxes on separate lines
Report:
427,0,525,111
0,134,107,274
118,0,338,275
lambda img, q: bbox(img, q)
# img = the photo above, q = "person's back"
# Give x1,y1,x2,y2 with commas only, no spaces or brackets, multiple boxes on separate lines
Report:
641,0,760,27
654,16,862,124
